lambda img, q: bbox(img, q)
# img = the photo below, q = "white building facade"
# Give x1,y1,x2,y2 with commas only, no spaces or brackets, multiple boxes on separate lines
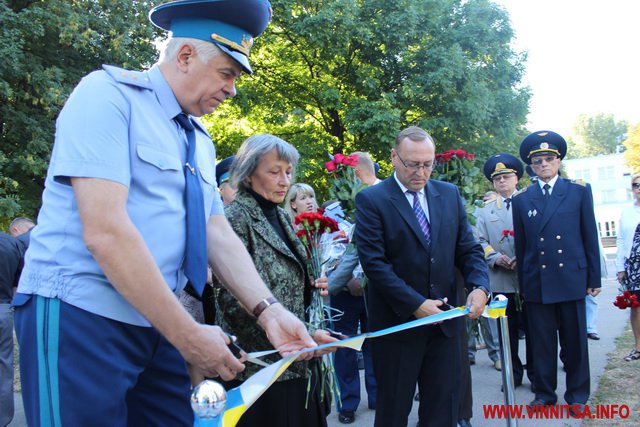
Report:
562,153,631,242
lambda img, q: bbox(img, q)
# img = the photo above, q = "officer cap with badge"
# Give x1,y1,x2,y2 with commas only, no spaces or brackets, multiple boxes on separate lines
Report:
483,153,523,181
149,0,272,74
215,155,235,186
518,130,567,165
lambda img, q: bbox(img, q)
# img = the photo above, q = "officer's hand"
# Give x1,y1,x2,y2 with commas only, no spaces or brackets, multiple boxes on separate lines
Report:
346,277,364,296
180,324,245,381
257,303,317,360
587,287,601,297
495,255,511,269
509,257,517,271
414,298,446,319
617,271,627,283
466,289,488,319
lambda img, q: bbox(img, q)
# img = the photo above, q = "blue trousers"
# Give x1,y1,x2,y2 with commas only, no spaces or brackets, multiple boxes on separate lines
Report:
0,303,14,427
14,295,192,427
331,291,377,412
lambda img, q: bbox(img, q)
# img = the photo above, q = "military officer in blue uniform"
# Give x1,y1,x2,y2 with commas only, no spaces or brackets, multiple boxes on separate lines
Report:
13,1,318,426
512,131,601,409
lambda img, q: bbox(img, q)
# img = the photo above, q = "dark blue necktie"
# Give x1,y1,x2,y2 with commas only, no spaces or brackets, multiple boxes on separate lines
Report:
504,198,511,210
175,113,207,295
543,183,551,197
408,191,431,245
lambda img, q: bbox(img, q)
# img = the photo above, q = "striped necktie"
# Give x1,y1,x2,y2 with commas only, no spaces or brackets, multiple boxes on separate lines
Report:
408,191,431,245
175,113,207,295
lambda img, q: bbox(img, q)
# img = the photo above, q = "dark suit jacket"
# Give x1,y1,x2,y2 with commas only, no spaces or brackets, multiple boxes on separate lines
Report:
512,178,601,303
355,177,488,338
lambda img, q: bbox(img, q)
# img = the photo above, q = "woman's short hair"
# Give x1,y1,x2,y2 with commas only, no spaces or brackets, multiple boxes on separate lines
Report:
159,37,222,64
230,134,299,191
632,173,640,185
284,183,316,219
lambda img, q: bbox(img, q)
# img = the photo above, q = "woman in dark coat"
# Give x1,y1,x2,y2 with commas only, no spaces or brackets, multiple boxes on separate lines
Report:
216,134,336,426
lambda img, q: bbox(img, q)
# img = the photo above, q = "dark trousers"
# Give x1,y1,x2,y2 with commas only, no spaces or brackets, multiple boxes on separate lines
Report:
525,299,590,405
14,295,192,427
497,292,535,385
458,321,472,420
373,324,460,427
331,291,377,412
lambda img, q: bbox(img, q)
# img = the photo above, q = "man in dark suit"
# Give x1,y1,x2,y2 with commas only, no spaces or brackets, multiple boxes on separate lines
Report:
512,130,601,409
355,126,490,427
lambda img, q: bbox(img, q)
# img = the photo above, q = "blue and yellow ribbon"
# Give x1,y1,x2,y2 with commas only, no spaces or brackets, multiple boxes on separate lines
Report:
195,298,507,427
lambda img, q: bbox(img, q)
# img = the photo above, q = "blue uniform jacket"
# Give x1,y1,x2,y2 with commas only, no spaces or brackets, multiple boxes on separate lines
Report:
512,178,601,303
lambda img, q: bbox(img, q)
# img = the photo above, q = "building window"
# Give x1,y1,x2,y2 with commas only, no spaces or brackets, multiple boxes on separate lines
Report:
602,221,617,237
601,190,617,204
597,166,615,180
574,168,592,181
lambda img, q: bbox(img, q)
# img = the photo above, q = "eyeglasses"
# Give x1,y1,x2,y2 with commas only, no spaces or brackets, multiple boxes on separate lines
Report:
395,151,435,172
531,156,558,166
492,174,515,182
632,183,640,190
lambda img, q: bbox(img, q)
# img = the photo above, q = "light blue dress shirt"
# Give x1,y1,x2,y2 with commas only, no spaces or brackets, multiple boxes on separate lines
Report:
17,65,223,326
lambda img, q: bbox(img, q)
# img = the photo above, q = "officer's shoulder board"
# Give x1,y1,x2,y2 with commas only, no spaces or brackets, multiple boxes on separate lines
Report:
569,178,587,187
513,187,527,197
102,64,153,90
483,199,497,207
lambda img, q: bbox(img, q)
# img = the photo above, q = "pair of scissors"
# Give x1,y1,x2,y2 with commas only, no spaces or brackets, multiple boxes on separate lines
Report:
226,334,273,367
437,297,456,311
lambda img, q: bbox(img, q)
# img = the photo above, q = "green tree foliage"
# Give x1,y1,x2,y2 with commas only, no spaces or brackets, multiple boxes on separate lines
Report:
0,0,162,221
623,123,640,173
2,0,530,221
568,113,628,158
205,0,530,201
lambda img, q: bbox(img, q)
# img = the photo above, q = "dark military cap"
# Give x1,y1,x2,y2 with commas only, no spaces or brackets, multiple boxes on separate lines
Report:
215,155,235,186
483,153,523,181
518,130,567,165
149,0,272,74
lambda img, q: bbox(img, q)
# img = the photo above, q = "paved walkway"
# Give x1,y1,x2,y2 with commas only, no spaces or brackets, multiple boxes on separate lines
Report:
10,259,626,427
325,259,626,427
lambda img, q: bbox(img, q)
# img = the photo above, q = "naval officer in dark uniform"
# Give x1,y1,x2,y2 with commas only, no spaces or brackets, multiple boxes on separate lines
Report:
512,131,601,409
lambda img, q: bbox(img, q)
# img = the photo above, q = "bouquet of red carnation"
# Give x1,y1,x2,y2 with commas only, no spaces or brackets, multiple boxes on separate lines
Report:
294,211,340,329
499,229,514,244
431,148,484,225
613,290,640,310
325,153,366,224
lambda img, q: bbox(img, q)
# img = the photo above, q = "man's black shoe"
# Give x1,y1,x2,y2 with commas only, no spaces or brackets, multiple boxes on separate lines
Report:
458,418,473,427
339,410,355,424
469,358,476,365
528,398,555,407
587,332,600,340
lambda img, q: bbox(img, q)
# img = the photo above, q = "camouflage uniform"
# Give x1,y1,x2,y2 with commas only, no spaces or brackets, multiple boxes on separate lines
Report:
216,189,313,381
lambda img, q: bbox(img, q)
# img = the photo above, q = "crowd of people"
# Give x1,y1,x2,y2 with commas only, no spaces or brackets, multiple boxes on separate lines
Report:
0,1,636,427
